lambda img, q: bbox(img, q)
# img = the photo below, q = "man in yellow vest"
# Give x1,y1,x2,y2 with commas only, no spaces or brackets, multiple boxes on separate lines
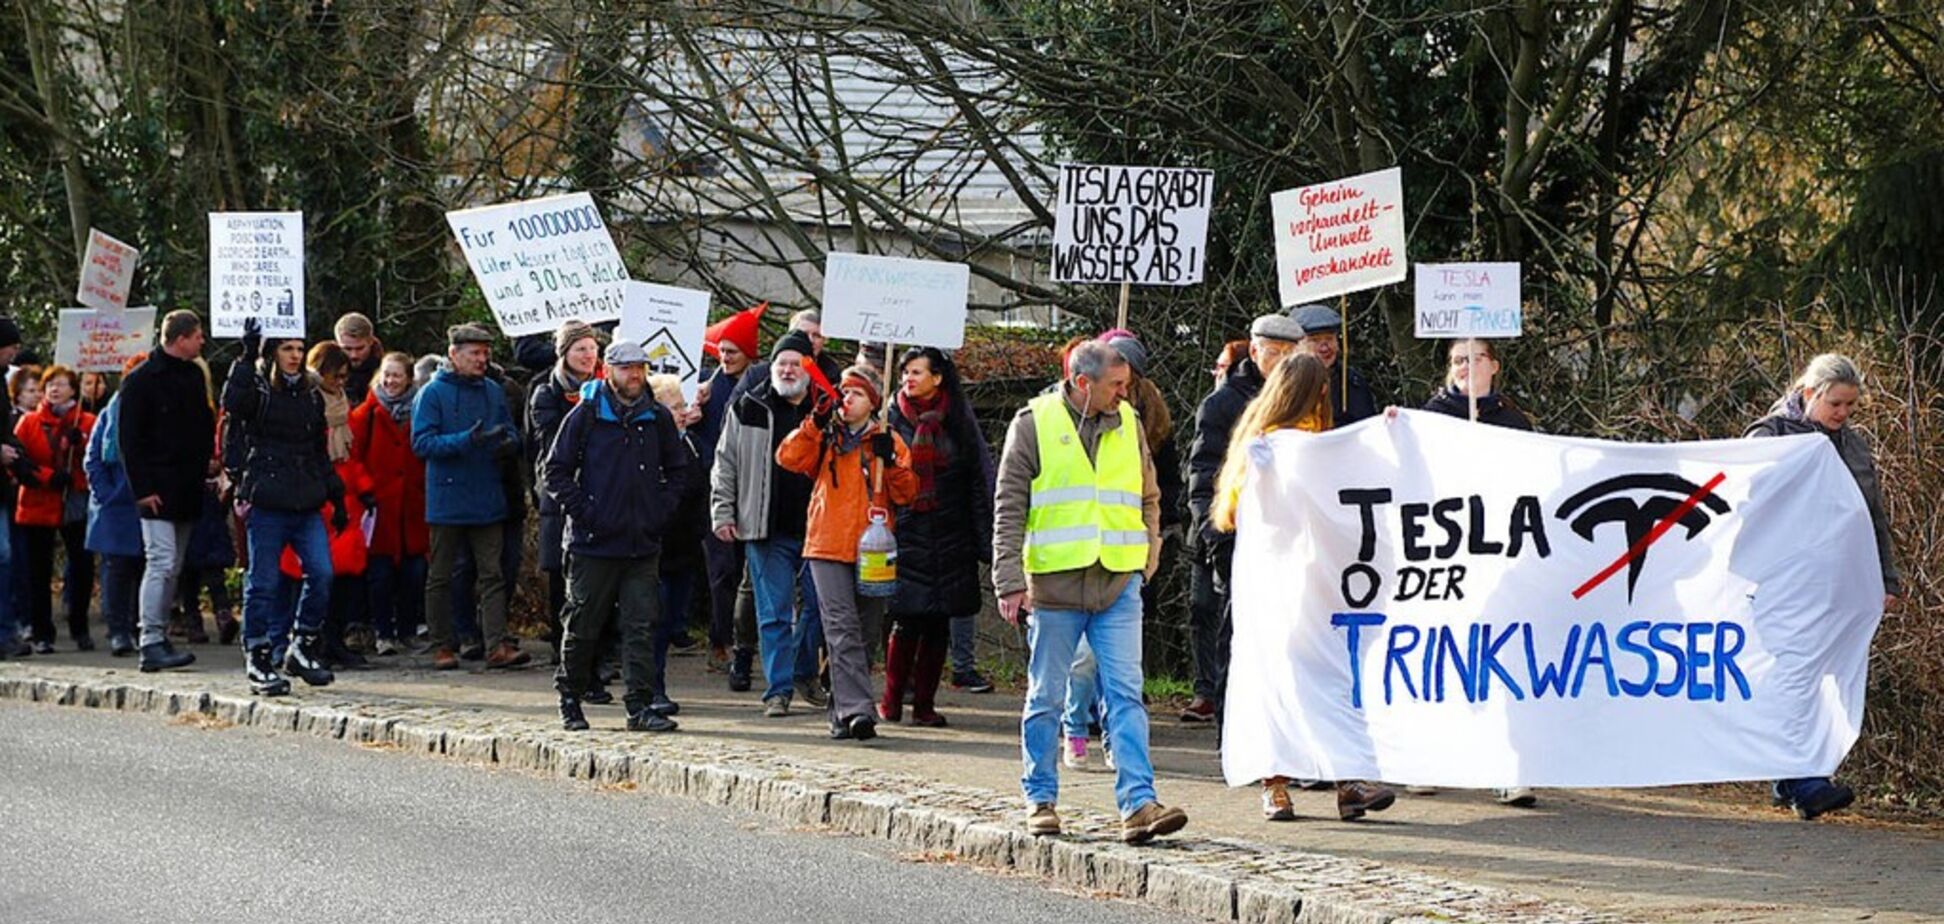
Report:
993,341,1186,845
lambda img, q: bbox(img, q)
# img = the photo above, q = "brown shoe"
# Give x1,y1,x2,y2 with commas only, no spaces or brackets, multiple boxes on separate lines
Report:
1120,802,1188,845
1179,696,1216,723
1026,803,1061,836
1336,780,1396,821
485,641,531,669
1261,777,1296,821
430,647,459,670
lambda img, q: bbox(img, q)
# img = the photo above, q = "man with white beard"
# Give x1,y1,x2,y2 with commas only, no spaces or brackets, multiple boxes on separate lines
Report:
710,329,828,717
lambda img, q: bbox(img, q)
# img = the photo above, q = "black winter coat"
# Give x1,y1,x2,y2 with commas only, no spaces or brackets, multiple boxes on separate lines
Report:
526,366,583,516
221,363,343,513
660,428,711,576
1331,365,1380,428
117,350,218,521
544,382,689,560
887,389,994,619
1421,386,1533,430
1187,357,1266,547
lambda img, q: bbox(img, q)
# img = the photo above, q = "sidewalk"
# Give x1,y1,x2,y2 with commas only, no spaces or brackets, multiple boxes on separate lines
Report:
4,642,1939,923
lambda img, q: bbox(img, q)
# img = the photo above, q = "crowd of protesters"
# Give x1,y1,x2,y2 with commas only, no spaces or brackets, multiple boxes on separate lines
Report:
0,295,1900,840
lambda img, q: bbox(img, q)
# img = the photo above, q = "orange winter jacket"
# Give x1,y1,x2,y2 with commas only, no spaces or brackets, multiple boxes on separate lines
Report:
15,402,94,527
776,413,917,564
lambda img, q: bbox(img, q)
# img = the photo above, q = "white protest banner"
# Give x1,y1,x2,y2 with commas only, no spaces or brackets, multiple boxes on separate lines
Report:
1270,167,1407,307
1415,263,1521,338
1223,411,1883,788
76,228,140,312
445,192,629,337
209,211,305,337
616,280,711,401
56,307,157,373
821,252,970,349
1053,164,1213,286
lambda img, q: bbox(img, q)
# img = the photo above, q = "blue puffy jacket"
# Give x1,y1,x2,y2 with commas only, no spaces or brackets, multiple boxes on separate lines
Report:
84,394,143,559
412,367,516,526
543,380,688,560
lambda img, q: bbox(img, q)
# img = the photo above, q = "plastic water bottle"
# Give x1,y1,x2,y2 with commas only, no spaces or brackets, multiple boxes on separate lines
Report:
857,507,898,597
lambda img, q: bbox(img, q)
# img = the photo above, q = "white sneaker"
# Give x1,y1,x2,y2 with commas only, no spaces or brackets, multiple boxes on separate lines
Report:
1062,736,1090,770
1495,787,1537,807
1102,738,1116,771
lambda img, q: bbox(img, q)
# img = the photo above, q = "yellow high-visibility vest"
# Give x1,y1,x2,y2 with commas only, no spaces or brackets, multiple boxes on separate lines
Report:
1023,392,1146,574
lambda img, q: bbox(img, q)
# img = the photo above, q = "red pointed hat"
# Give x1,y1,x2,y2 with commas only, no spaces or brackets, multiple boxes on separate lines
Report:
704,302,765,360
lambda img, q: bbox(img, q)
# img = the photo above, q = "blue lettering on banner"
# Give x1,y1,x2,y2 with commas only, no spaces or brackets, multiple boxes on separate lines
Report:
1333,613,1752,707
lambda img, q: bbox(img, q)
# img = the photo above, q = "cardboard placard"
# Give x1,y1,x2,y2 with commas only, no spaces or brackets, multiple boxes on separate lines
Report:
1414,263,1522,338
616,280,711,401
445,192,629,337
821,253,970,350
1271,167,1407,306
76,228,139,312
1052,164,1213,286
209,211,305,337
55,307,157,373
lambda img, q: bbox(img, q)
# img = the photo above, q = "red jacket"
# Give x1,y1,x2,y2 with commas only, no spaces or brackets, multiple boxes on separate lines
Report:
349,391,428,560
15,402,94,527
280,457,372,578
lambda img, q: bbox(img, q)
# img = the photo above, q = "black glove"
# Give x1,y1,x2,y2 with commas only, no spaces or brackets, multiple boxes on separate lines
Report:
358,492,378,510
872,432,896,464
467,421,490,445
47,470,72,490
241,317,262,360
330,504,350,534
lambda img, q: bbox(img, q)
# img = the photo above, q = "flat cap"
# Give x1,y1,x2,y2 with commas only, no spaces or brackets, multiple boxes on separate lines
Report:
1287,304,1342,335
447,322,495,347
1249,314,1306,342
605,340,649,366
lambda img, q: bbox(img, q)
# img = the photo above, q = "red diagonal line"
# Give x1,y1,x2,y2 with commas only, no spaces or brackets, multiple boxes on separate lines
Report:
1571,471,1728,601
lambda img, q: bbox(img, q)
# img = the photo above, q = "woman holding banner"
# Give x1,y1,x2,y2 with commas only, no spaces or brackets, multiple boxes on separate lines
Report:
1421,339,1532,431
1745,352,1902,821
1210,353,1398,823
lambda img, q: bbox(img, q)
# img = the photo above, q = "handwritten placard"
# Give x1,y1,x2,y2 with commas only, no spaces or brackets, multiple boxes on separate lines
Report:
76,228,139,312
445,192,629,337
209,211,305,337
56,307,156,373
1415,263,1522,338
821,253,970,349
1053,164,1213,286
1271,167,1407,306
616,280,711,402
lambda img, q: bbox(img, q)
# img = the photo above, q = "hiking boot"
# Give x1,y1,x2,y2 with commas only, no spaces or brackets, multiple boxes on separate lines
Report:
137,641,194,672
582,686,615,705
728,648,754,692
284,633,335,687
430,647,459,670
649,695,680,717
952,670,994,694
846,715,877,741
1336,781,1396,821
484,641,531,669
797,679,828,709
1026,803,1061,836
763,695,791,718
1495,787,1538,808
1179,696,1217,723
1120,802,1188,845
560,695,590,731
1787,779,1855,821
626,708,678,733
247,646,291,697
828,717,853,740
1261,777,1296,821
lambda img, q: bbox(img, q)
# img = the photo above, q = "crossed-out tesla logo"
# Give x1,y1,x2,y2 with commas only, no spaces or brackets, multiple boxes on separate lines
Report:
1555,472,1731,602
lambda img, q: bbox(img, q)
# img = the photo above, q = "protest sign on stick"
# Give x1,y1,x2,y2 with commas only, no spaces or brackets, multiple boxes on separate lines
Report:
446,192,629,337
56,307,156,373
1053,164,1214,328
1414,262,1523,420
1270,167,1407,307
615,280,711,401
76,228,139,313
821,252,970,350
209,212,305,337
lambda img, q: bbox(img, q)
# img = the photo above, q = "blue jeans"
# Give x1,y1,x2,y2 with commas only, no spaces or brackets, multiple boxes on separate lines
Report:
1020,576,1154,816
366,554,426,641
746,537,822,701
243,509,332,652
1062,639,1102,739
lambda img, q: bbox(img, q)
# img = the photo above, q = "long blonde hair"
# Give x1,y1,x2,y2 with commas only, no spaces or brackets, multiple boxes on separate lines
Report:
1212,353,1331,533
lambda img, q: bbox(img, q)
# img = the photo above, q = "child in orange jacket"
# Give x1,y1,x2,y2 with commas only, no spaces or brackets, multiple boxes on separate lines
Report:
777,365,917,741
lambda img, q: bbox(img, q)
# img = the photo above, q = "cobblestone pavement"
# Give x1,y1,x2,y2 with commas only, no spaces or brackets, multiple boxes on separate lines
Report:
3,644,1939,923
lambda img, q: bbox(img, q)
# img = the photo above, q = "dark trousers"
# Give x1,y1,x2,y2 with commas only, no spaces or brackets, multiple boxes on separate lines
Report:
178,565,233,618
97,553,143,640
555,554,663,714
656,568,695,700
704,532,746,650
1187,557,1230,704
366,554,426,641
426,523,506,651
25,523,92,644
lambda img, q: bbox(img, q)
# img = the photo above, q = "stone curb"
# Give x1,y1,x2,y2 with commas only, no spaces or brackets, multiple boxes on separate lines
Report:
0,669,1627,924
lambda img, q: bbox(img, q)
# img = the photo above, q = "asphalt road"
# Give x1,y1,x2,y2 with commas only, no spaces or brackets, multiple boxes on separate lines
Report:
0,701,1183,924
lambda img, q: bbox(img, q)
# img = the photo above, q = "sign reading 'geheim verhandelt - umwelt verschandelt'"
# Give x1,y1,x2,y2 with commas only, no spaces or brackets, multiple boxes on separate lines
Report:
1270,167,1407,307
446,192,630,338
1415,263,1522,338
1052,164,1214,286
1222,411,1884,789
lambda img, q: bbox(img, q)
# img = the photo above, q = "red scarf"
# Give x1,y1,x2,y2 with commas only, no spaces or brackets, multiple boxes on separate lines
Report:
896,389,949,512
